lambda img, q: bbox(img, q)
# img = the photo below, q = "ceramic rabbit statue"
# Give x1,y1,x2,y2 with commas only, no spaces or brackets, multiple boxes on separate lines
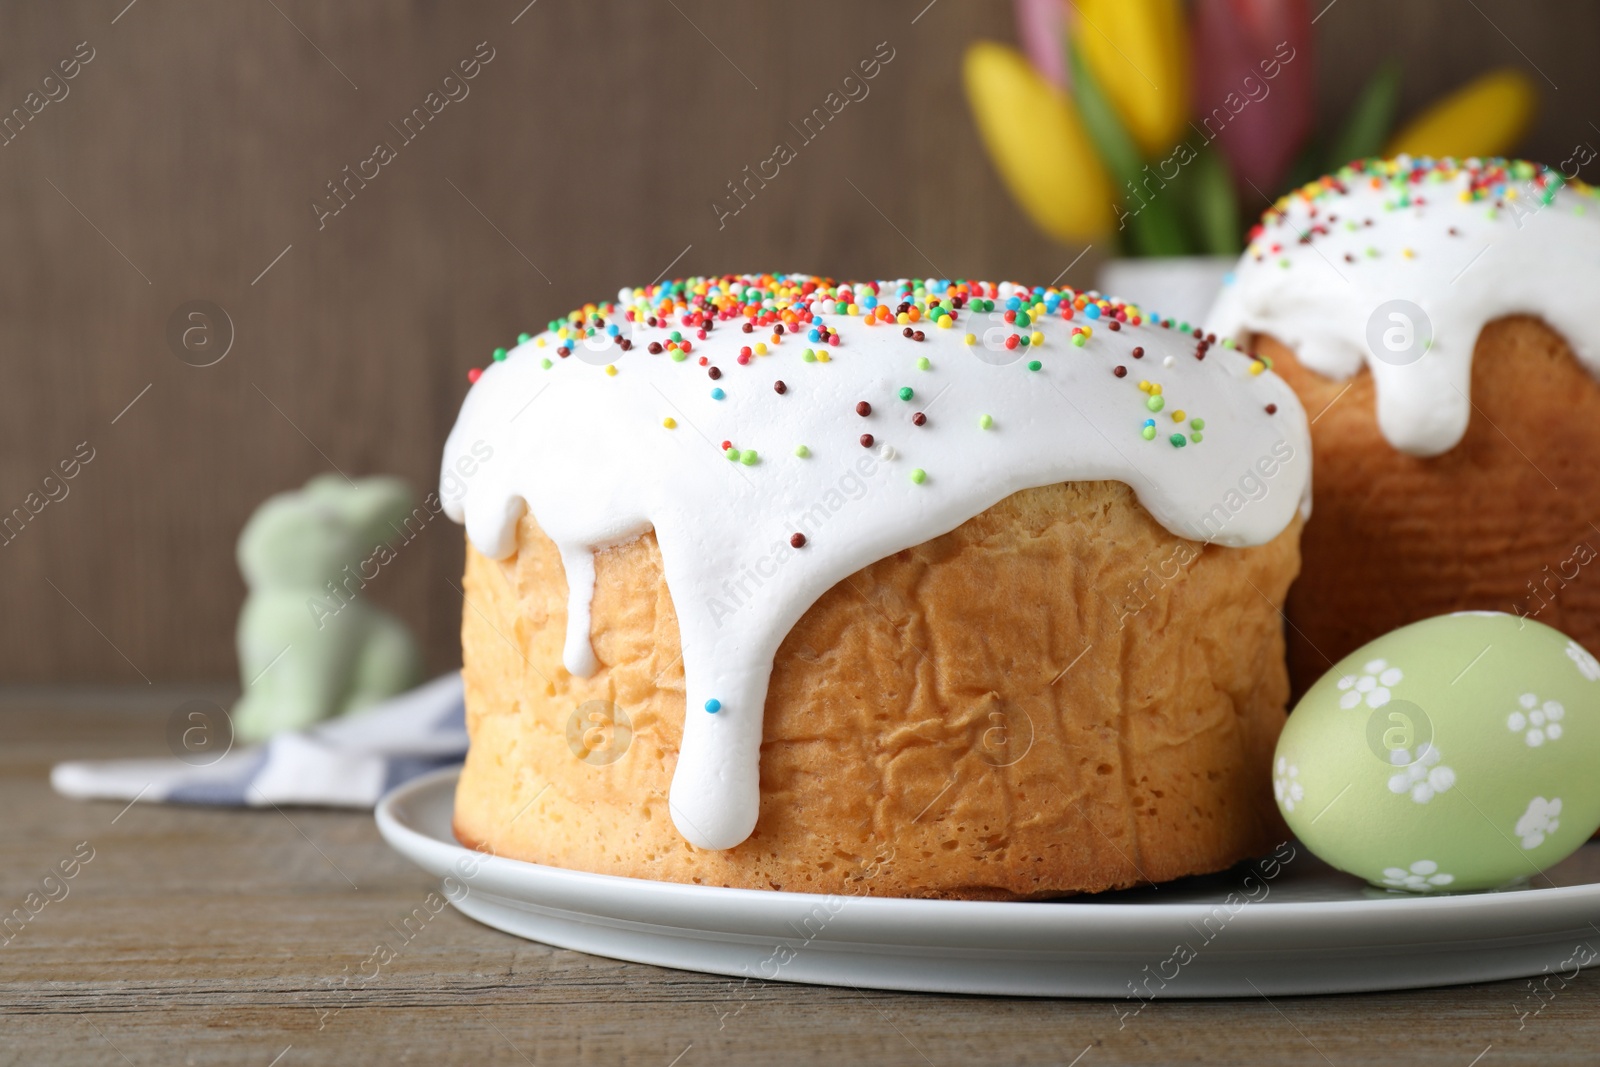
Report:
232,473,423,742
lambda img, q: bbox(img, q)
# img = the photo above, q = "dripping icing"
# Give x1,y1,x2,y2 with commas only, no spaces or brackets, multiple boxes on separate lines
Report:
443,275,1312,850
557,546,599,678
1207,157,1600,457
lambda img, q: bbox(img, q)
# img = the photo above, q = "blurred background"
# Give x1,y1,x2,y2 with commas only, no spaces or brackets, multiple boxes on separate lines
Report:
3,0,1597,684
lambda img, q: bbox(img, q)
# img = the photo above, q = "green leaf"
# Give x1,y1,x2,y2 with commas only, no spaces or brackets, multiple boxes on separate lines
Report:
1066,41,1191,257
1066,40,1143,188
1190,148,1242,255
1325,59,1402,172
1280,136,1325,198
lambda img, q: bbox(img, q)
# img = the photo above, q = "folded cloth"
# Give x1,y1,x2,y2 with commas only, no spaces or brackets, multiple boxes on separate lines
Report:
50,673,466,810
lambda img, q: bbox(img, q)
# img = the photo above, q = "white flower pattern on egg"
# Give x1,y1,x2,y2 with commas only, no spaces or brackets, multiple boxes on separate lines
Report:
1567,640,1600,682
1515,796,1563,849
1273,757,1303,812
1506,693,1565,746
1337,658,1403,709
1380,859,1455,891
1387,742,1455,803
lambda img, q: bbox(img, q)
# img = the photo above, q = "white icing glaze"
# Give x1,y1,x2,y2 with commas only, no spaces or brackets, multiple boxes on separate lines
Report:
443,276,1311,850
557,546,599,677
1207,157,1600,457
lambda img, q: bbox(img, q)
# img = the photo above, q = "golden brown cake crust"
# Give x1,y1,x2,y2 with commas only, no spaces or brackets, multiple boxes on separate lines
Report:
1260,316,1600,695
453,480,1300,899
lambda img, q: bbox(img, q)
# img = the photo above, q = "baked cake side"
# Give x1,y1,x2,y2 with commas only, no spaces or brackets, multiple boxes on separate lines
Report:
454,480,1301,898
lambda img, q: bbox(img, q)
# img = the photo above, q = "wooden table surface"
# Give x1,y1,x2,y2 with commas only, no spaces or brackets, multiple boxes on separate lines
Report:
4,690,1598,1066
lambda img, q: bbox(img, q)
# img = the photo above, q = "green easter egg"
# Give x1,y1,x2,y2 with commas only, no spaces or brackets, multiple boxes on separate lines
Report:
1275,612,1600,893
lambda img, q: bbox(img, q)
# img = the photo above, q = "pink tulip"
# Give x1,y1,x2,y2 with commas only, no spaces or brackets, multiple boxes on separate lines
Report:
1013,0,1070,88
1191,0,1316,195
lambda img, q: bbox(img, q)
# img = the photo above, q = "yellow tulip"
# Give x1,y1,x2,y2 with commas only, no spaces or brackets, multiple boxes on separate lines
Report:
1071,0,1189,157
962,41,1114,242
1385,68,1537,160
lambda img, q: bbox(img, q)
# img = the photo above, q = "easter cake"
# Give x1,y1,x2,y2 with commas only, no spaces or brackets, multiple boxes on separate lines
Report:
1209,158,1600,695
442,274,1312,899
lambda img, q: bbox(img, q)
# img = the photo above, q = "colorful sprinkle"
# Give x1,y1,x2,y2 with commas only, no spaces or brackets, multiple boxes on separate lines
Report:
465,277,1234,494
1235,161,1591,273
704,699,721,714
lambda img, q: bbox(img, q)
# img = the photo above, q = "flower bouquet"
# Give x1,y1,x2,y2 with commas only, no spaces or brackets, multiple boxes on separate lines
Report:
964,0,1539,262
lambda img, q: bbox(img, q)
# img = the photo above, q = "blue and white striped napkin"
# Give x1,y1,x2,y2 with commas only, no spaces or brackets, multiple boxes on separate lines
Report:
50,673,466,809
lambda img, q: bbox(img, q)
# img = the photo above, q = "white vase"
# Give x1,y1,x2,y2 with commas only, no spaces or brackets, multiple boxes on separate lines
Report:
1095,255,1237,329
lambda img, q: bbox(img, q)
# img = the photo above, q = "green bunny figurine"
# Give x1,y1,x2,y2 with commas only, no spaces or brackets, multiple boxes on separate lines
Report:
231,473,424,742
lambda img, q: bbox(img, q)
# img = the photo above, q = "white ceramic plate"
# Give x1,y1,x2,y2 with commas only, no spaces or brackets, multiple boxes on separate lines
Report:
376,768,1600,998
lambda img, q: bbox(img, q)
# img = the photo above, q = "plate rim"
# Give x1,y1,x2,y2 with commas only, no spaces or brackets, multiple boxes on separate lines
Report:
376,766,1600,940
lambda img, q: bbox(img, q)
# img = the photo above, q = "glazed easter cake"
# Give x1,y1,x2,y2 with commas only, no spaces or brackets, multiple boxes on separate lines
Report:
1208,157,1600,693
442,274,1312,899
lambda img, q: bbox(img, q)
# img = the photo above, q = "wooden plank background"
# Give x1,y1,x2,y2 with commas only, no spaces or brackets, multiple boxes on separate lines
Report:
1,0,1597,683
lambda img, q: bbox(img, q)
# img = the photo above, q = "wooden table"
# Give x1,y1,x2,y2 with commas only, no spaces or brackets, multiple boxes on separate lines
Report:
3,690,1597,1066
